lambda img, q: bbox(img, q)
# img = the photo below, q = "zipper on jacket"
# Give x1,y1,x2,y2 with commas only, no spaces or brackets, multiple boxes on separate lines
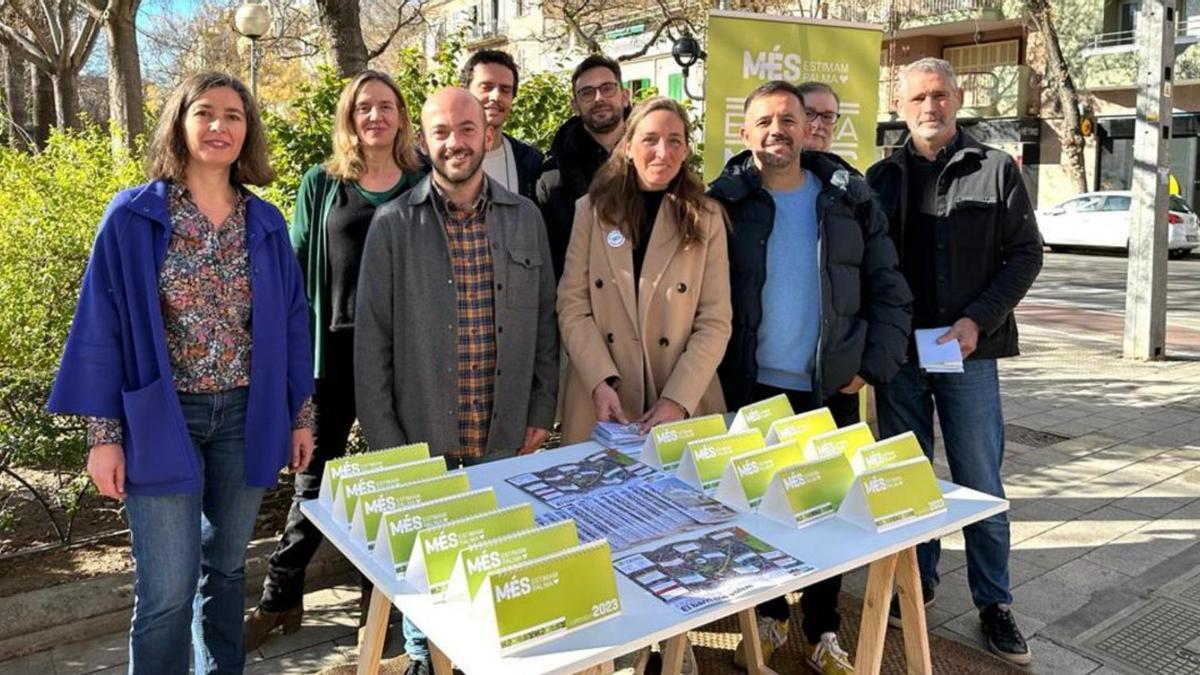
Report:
813,191,828,399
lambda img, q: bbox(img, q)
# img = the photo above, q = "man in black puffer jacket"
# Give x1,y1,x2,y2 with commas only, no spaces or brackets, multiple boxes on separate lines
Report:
709,80,912,674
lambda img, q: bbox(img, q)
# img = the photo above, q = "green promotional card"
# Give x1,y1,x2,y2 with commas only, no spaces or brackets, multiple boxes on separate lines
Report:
640,414,728,471
805,422,876,464
840,457,947,532
728,394,795,437
405,503,535,594
333,457,449,523
765,408,837,446
677,429,765,492
759,453,857,528
714,440,804,511
475,539,620,653
445,520,580,602
372,488,497,573
850,432,926,474
350,471,471,546
318,442,431,504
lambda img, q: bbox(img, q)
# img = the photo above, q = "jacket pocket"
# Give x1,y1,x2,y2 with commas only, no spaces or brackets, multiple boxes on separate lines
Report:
121,377,194,487
505,246,543,309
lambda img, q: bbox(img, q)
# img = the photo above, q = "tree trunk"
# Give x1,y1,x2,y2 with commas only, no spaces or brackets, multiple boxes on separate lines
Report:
30,65,53,148
315,0,368,77
1029,0,1088,193
106,1,145,155
53,68,79,129
3,45,29,150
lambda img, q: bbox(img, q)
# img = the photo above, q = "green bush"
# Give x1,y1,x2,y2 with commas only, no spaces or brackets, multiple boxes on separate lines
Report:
0,126,144,541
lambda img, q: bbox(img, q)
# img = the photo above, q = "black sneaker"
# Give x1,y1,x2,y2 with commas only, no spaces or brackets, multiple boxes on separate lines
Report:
887,582,936,628
980,604,1031,665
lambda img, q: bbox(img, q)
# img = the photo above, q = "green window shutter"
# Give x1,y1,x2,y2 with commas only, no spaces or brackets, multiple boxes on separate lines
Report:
668,73,684,101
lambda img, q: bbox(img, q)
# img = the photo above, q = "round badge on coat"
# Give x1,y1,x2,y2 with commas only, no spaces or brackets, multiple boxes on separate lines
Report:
606,230,626,248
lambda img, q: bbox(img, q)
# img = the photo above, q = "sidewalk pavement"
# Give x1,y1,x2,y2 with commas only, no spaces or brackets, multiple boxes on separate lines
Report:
4,320,1200,675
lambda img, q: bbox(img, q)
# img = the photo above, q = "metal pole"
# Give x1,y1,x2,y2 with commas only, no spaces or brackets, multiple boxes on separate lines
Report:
249,39,258,99
1123,0,1176,360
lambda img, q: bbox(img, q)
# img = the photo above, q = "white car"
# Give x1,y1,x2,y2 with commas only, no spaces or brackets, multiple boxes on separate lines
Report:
1036,191,1200,259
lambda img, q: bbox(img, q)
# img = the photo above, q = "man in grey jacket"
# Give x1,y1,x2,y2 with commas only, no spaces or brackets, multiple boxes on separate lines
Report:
354,87,558,675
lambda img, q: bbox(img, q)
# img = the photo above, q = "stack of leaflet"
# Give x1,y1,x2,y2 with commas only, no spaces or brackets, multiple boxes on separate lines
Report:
914,327,965,373
592,421,646,453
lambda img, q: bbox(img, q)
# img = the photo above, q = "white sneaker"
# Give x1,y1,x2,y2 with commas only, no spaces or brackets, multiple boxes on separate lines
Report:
805,631,854,674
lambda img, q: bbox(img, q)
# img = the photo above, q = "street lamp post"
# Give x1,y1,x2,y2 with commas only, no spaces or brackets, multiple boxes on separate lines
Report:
671,33,706,100
235,2,271,98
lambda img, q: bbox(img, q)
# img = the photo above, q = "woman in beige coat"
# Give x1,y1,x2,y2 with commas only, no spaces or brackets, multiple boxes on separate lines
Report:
557,97,732,444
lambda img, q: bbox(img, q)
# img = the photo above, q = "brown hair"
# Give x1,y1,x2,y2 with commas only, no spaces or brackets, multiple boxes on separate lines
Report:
588,97,715,248
325,70,419,181
145,72,274,186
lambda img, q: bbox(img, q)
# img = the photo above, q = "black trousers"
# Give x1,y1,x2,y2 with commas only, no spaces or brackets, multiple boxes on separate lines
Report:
751,382,860,644
260,330,360,612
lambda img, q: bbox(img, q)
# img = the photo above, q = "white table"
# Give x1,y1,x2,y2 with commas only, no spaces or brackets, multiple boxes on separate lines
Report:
300,441,1007,675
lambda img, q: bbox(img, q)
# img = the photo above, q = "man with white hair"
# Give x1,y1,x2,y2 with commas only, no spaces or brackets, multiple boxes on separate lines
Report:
866,57,1041,666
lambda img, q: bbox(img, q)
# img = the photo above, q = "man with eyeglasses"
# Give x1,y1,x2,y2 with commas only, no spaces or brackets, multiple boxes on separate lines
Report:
535,54,631,279
798,81,841,153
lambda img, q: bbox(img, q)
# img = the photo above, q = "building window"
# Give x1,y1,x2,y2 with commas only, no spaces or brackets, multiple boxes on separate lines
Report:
513,0,526,17
668,73,684,101
942,39,1020,72
624,78,652,98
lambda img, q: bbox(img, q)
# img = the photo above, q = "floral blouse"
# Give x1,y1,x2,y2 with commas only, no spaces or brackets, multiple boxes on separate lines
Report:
86,183,313,446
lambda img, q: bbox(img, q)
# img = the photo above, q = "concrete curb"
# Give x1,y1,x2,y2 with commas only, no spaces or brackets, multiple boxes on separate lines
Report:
0,536,353,662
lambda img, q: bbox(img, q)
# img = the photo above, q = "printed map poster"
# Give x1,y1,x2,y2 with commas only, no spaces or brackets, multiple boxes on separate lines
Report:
613,527,814,615
703,10,882,182
506,449,658,508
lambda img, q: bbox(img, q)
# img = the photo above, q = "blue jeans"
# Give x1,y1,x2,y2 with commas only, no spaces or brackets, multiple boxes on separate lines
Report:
875,359,1013,609
124,388,266,675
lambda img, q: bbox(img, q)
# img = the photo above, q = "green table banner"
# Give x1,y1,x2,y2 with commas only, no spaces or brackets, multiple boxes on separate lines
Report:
371,488,497,573
839,457,947,532
728,394,794,437
849,431,926,474
445,520,581,602
473,539,621,654
318,442,431,505
350,470,471,546
714,440,804,511
405,503,535,595
702,10,882,182
332,457,449,524
805,422,876,464
758,453,857,528
765,408,836,446
677,429,765,492
640,414,728,471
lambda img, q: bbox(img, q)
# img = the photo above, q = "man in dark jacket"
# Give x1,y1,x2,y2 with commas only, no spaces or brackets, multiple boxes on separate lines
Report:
460,49,543,200
710,80,912,675
866,57,1041,666
535,53,630,278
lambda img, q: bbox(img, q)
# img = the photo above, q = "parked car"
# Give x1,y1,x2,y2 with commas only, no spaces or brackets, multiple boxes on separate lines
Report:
1037,191,1200,259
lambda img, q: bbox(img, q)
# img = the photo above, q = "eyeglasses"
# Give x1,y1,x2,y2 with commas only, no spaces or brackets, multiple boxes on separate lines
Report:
575,82,620,101
804,108,840,125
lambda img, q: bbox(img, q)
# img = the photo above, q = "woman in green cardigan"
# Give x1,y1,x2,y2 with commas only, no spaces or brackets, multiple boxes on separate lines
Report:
245,69,422,648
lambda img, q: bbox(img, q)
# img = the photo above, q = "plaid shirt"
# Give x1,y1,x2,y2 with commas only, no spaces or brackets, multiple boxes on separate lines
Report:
432,179,497,459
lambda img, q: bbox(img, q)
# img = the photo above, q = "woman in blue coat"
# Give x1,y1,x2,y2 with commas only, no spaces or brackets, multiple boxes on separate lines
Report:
48,72,315,674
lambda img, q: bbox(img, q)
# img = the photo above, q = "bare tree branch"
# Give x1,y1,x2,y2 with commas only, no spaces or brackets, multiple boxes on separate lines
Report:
366,0,424,61
615,15,687,61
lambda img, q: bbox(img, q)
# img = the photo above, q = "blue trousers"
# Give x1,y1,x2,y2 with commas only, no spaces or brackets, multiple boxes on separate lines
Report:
875,359,1014,608
124,388,266,674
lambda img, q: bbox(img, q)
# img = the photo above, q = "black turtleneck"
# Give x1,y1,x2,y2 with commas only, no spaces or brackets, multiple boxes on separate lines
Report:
634,189,666,284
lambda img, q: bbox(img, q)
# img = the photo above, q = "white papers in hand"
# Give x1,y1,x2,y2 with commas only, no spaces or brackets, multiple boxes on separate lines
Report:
914,327,965,373
592,421,646,452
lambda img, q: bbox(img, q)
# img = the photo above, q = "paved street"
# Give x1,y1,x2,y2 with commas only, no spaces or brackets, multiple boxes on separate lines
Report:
1021,251,1200,354
5,248,1200,674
